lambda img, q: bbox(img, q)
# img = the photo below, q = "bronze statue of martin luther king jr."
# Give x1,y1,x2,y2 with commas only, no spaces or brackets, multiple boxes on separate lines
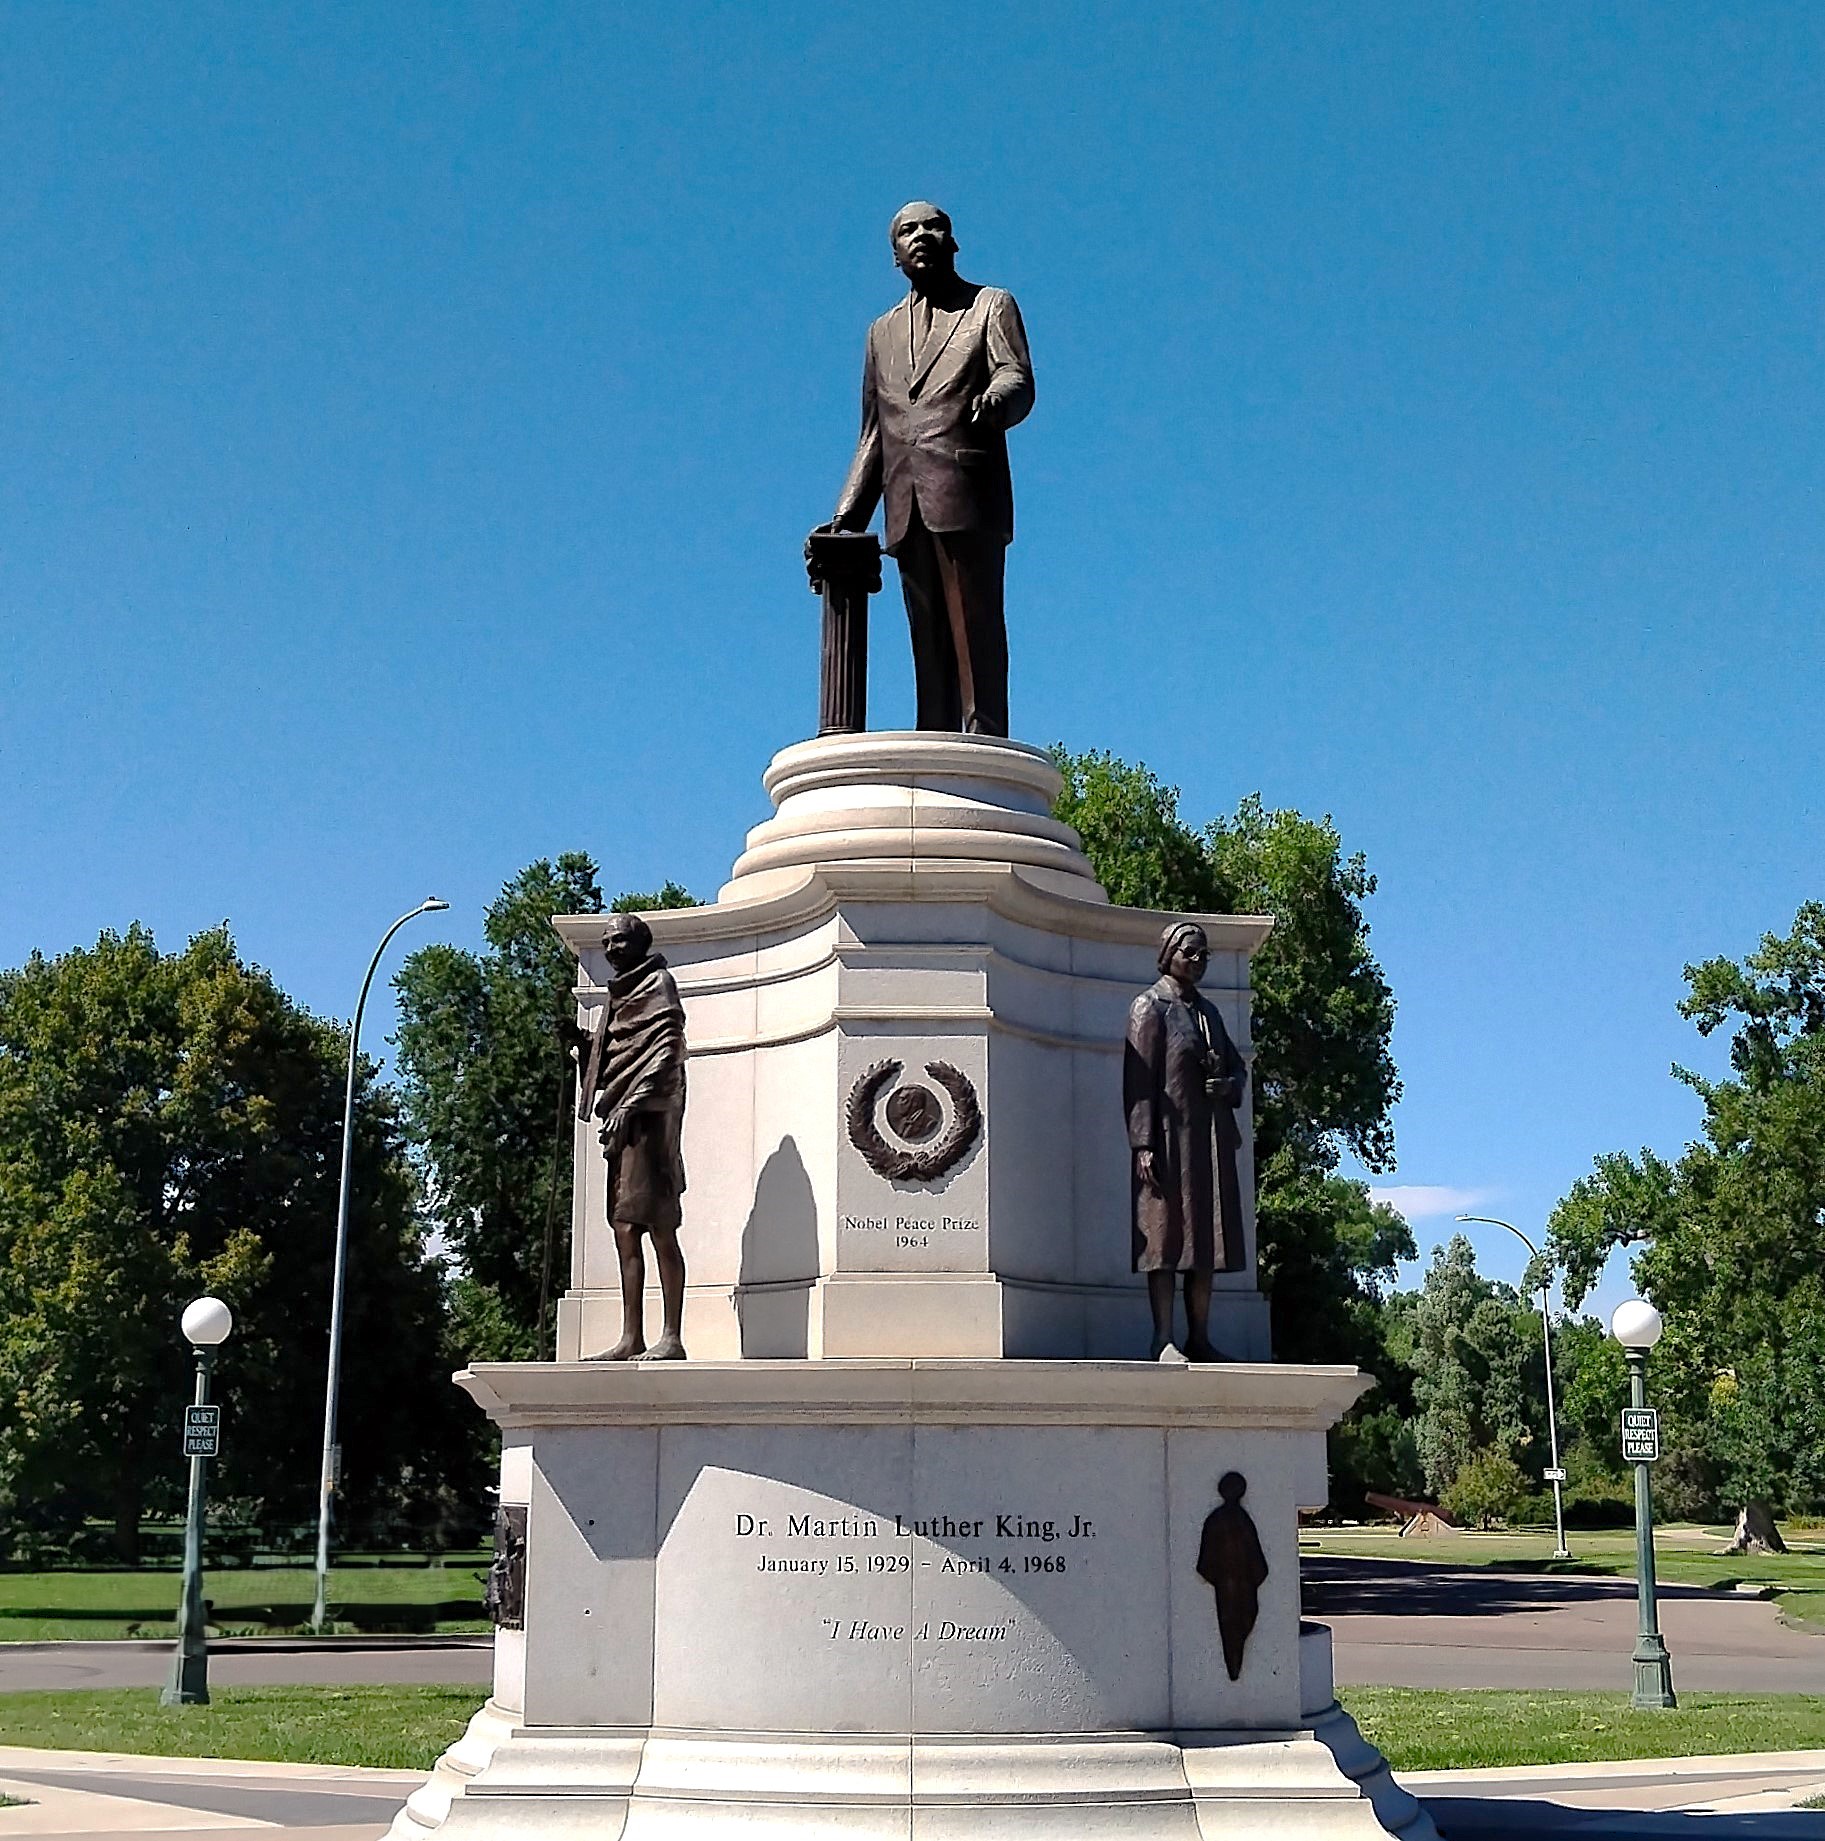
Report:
819,201,1035,738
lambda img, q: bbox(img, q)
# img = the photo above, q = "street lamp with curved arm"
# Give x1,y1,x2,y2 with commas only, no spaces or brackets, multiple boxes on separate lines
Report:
311,898,450,1634
1456,1213,1572,1561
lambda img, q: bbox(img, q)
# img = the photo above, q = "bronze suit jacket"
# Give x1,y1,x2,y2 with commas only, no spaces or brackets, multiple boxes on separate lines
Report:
834,283,1035,556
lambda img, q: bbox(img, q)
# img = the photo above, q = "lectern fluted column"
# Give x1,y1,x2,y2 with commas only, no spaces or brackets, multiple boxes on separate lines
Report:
805,528,881,735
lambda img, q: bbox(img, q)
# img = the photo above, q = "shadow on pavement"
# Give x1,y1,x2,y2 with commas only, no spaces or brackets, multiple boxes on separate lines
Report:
1304,1556,1717,1619
1429,1796,1825,1837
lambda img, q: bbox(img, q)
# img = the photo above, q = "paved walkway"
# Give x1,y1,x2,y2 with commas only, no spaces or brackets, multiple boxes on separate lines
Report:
1,1744,1823,1839
0,1745,419,1837
1418,1750,1825,1835
1307,1558,1825,1691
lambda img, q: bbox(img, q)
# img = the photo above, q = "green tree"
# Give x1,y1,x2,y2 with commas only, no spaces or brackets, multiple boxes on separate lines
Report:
1441,1449,1531,1529
393,858,697,1362
1552,1314,1628,1462
0,925,457,1560
1051,750,1411,1365
1408,1236,1546,1496
613,882,698,915
1546,902,1825,1549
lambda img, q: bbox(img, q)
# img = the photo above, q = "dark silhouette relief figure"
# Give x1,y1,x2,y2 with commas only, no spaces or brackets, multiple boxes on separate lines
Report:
1124,922,1249,1360
571,912,689,1361
1196,1472,1268,1682
822,201,1035,737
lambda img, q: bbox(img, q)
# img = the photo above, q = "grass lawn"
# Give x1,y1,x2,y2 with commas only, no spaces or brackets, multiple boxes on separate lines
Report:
2,1684,1823,1775
1340,1687,1825,1772
1302,1524,1825,1630
0,1565,489,1642
0,1685,479,1770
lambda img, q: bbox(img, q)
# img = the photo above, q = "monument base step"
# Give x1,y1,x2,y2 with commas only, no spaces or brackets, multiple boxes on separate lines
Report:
388,1698,1437,1839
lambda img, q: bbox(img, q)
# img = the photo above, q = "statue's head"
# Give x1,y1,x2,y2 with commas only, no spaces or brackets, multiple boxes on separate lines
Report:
890,200,957,285
1158,921,1209,987
603,912,652,975
1218,1471,1247,1505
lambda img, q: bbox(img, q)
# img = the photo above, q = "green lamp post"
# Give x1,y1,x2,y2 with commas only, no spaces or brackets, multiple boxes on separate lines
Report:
1611,1297,1676,1709
162,1295,232,1707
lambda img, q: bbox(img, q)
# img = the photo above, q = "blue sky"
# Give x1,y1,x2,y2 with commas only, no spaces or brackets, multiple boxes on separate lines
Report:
4,3,1820,1318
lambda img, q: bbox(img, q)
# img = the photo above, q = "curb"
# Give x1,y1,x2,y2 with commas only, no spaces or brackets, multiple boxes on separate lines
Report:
1403,1746,1825,1787
0,1742,426,1782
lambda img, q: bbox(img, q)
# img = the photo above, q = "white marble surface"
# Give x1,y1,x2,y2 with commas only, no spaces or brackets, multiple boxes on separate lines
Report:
552,732,1275,1361
652,1423,916,1732
392,1360,1431,1841
522,1424,659,1727
723,731,1104,902
487,1361,1360,1742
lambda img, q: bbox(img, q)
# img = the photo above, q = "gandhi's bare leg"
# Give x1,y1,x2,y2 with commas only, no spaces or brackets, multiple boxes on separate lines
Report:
1146,1270,1178,1359
635,1226,687,1361
593,1222,647,1361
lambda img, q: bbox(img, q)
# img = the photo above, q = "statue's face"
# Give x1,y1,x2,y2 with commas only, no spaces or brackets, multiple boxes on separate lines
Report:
892,202,954,282
603,920,645,973
1167,934,1209,987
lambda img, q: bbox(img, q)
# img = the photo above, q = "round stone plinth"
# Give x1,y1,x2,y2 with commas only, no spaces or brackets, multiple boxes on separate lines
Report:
720,732,1106,902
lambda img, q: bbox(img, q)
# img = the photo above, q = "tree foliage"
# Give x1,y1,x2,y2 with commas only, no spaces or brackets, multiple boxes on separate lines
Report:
1440,1449,1531,1530
0,925,461,1560
1546,902,1825,1524
1051,749,1411,1364
1407,1236,1546,1495
394,855,603,1363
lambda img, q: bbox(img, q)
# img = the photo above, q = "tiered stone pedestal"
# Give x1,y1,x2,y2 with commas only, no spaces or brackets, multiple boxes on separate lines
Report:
388,732,1437,1839
553,734,1272,1364
389,1362,1435,1839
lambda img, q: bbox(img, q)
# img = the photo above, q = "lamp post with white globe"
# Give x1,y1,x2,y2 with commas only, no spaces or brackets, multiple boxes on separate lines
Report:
163,1296,232,1707
1612,1297,1677,1709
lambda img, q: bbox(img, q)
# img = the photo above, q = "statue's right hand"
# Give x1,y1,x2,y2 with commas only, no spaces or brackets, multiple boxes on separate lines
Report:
1136,1150,1164,1198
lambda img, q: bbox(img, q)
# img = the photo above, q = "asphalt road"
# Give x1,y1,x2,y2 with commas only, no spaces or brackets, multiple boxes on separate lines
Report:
0,1638,493,1693
1308,1557,1825,1692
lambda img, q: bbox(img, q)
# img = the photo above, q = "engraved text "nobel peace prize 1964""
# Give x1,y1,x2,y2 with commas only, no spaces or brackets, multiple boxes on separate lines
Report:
840,1215,977,1232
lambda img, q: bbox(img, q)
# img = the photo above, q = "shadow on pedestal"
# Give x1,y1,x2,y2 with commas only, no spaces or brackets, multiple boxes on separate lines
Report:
735,1136,819,1358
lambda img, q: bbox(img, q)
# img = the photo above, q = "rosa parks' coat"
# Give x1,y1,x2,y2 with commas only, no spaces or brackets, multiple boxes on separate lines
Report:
1122,977,1248,1274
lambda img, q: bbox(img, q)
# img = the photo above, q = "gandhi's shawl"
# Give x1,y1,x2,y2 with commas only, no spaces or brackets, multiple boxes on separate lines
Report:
577,953,686,1123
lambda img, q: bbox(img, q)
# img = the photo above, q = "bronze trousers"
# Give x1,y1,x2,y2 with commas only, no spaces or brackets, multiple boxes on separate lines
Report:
893,506,1009,736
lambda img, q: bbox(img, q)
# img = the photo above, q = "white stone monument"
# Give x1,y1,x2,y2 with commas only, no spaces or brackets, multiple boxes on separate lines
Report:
389,734,1436,1840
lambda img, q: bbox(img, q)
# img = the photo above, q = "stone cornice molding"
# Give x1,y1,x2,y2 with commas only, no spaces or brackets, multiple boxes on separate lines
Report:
457,1359,1370,1432
553,865,1273,960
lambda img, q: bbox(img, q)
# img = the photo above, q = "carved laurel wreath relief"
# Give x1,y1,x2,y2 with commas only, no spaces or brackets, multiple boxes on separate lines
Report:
846,1059,981,1181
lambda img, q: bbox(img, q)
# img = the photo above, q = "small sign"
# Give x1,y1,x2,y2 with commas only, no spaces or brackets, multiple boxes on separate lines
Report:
1621,1407,1659,1463
1543,1467,1567,1484
182,1405,221,1458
